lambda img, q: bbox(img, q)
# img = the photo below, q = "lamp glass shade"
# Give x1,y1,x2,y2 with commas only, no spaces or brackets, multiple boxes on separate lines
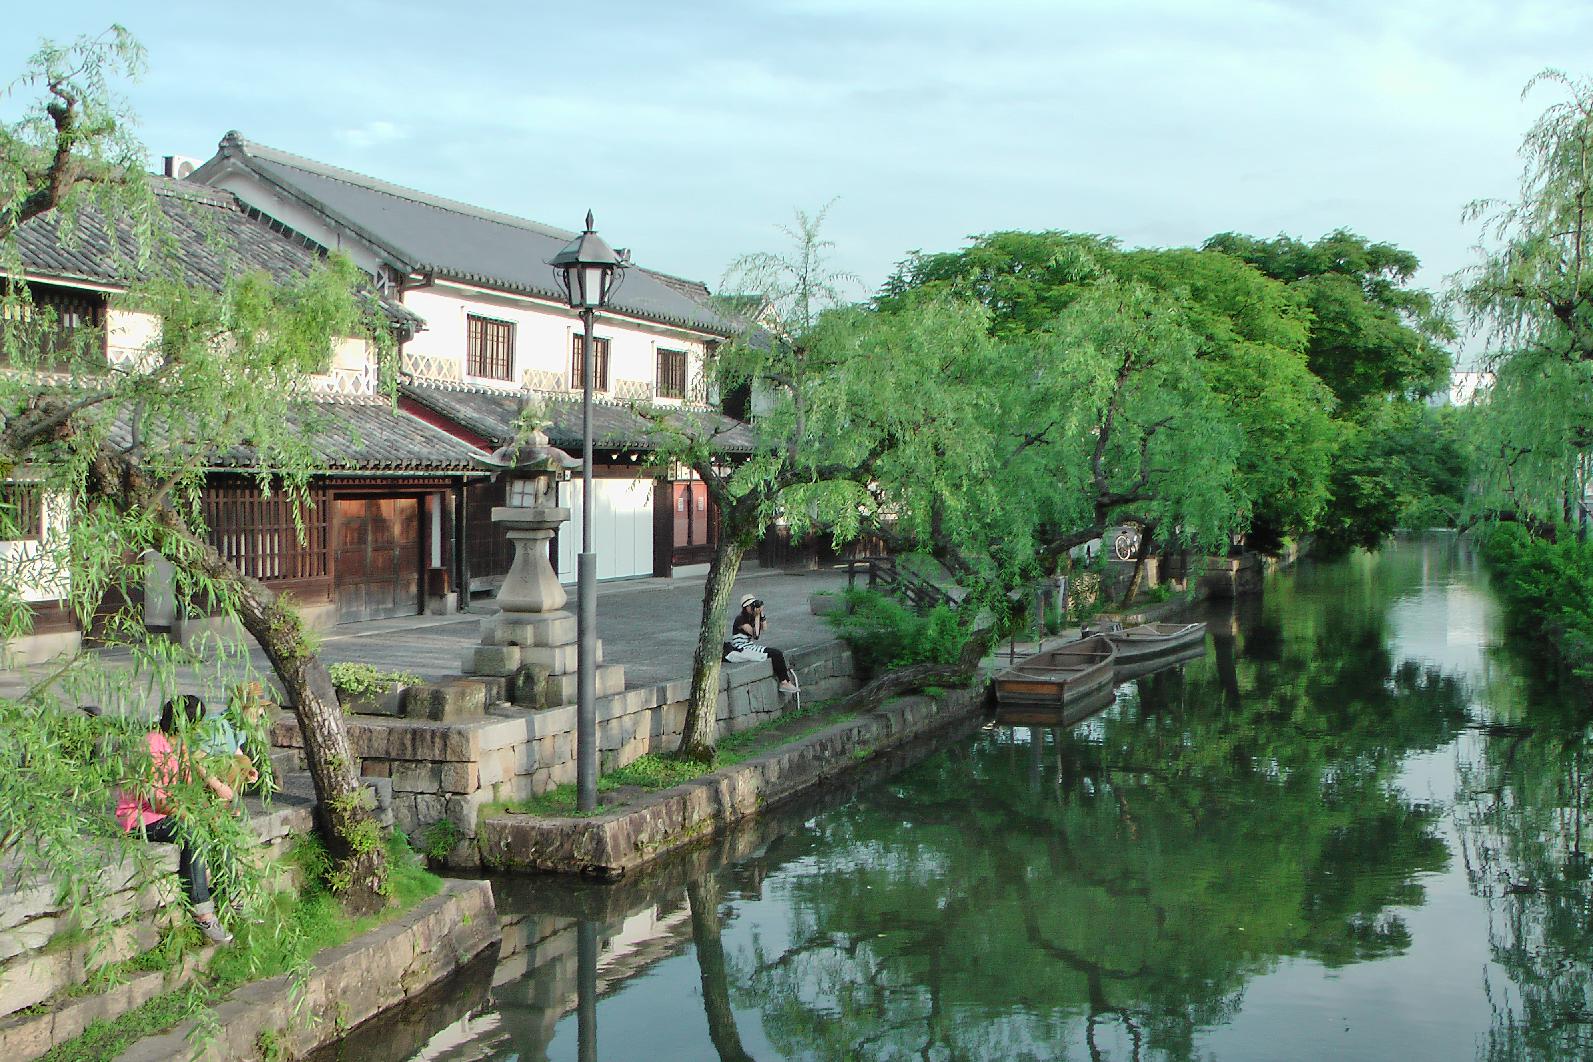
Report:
584,265,609,308
507,479,538,507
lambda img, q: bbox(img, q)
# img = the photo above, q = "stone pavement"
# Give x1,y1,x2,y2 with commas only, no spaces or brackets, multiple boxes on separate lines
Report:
0,566,852,713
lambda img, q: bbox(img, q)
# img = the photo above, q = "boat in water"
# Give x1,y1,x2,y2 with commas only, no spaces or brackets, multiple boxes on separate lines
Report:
993,634,1116,708
1111,641,1206,682
994,680,1116,728
1101,621,1207,666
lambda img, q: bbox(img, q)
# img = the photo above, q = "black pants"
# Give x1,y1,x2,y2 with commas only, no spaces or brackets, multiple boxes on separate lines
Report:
767,647,791,684
141,816,213,913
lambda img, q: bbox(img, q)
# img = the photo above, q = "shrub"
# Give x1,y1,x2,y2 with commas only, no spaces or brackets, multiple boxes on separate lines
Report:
327,662,420,699
1479,523,1593,677
825,590,970,677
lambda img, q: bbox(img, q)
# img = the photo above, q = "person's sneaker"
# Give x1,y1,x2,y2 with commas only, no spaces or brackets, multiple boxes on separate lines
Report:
778,681,798,694
197,916,233,945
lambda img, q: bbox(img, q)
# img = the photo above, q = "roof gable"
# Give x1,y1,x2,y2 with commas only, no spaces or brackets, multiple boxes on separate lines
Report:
198,134,732,337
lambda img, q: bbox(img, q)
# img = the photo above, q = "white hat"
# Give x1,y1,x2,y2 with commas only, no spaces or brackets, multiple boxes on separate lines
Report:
740,593,757,609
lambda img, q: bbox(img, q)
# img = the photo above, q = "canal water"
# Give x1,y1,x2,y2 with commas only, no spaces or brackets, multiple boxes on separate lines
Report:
345,536,1593,1061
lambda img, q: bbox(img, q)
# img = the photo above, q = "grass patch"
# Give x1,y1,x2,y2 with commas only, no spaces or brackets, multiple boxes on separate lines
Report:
498,695,859,819
39,833,444,1062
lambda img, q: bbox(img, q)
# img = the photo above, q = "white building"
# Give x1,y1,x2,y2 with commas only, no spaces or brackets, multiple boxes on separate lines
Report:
190,134,751,598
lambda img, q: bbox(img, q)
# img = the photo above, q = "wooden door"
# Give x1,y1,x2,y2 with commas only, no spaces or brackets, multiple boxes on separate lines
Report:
333,496,421,622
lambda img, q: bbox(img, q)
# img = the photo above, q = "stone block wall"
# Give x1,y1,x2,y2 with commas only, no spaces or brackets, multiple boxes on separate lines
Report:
0,797,317,1056
271,640,858,867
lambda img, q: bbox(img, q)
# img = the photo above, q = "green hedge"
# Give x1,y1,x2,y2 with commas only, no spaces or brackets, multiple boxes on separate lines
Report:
823,590,970,678
1479,523,1593,677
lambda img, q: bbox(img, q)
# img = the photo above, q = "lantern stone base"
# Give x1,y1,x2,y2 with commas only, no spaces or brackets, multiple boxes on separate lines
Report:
482,611,578,648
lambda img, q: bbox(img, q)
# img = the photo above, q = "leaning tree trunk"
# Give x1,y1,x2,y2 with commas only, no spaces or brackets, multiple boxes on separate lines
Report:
1119,527,1154,607
678,538,747,762
686,875,756,1062
826,625,996,716
85,450,388,914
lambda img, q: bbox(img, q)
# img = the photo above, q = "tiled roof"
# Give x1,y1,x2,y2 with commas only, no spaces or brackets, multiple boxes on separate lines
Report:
198,134,734,337
103,395,491,474
224,397,492,472
400,381,757,455
13,176,420,331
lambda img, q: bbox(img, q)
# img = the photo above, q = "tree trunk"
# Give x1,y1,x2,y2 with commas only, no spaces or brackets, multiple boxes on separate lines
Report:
678,537,747,762
686,875,755,1062
84,450,388,913
1119,528,1153,607
828,626,995,716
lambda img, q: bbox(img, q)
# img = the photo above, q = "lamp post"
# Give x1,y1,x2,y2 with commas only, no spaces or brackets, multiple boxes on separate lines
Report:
551,211,628,812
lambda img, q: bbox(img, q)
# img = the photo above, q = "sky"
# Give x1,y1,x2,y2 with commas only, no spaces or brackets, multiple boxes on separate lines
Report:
4,1,1588,353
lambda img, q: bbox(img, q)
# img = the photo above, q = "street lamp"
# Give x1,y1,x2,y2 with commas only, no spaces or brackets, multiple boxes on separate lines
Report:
551,211,628,812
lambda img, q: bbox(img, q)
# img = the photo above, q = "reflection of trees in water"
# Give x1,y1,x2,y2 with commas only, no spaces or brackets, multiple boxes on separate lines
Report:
1457,707,1593,1062
725,563,1470,1061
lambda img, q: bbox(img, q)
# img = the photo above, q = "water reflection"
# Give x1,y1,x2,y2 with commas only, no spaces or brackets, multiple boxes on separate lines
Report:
369,537,1593,1061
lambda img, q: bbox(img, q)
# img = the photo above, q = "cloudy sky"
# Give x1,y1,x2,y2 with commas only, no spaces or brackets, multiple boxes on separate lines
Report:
4,1,1587,345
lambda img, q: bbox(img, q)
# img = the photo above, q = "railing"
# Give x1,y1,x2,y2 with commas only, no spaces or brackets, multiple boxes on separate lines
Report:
844,555,957,613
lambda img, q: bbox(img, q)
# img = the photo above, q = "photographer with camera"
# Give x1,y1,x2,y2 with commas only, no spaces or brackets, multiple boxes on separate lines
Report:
726,593,798,693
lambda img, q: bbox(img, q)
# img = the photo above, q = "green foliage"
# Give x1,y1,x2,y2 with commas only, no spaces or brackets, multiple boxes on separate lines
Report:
327,662,420,699
825,590,971,677
1314,402,1468,555
42,833,441,1060
1478,523,1593,677
1204,229,1453,406
418,819,462,862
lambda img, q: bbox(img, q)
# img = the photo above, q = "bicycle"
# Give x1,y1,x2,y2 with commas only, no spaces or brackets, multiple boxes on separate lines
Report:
1113,526,1141,562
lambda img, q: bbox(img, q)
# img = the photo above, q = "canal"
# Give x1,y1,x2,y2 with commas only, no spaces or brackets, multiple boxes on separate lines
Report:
337,536,1593,1061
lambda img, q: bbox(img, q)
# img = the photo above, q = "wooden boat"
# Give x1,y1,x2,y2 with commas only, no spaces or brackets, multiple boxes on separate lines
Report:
1103,622,1207,666
1110,642,1206,683
994,635,1117,708
994,681,1116,728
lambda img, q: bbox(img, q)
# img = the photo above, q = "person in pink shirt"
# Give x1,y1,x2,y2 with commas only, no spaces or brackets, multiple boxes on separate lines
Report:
116,695,235,945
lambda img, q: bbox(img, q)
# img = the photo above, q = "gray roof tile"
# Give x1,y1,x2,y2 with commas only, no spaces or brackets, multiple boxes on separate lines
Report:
14,176,420,330
206,134,732,337
400,381,757,455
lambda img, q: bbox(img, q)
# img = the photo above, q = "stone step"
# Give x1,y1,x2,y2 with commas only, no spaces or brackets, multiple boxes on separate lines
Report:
541,665,625,705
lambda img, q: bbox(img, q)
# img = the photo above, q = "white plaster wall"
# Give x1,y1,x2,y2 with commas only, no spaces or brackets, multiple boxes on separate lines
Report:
557,478,654,581
106,308,159,368
403,282,706,402
0,491,70,603
206,170,387,275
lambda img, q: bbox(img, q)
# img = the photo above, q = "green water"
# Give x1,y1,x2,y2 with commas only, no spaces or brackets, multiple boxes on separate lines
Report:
383,537,1593,1061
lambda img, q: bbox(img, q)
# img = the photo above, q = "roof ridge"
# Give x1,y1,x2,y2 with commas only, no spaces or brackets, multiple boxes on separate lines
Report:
225,132,578,243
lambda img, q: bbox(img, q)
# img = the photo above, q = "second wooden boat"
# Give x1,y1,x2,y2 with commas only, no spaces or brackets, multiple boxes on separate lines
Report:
994,634,1117,707
1104,621,1207,665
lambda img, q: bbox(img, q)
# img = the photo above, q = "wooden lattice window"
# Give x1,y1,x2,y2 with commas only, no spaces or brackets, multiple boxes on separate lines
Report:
570,334,610,392
0,484,42,541
657,347,687,399
202,485,329,583
0,283,107,367
467,315,514,381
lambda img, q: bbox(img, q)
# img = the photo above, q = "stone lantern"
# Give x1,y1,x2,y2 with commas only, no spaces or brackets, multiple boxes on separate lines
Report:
491,428,580,618
463,429,624,708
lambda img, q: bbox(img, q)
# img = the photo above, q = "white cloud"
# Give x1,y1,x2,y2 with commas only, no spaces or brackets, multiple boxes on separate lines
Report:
337,120,407,150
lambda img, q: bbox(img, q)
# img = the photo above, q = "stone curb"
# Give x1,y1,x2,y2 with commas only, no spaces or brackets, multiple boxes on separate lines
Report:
479,683,988,877
112,879,499,1062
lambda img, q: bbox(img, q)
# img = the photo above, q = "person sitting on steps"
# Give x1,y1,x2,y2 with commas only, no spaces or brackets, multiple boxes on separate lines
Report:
115,695,236,945
726,593,798,693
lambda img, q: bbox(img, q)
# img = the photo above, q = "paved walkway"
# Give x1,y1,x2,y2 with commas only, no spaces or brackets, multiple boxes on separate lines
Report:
2,566,852,714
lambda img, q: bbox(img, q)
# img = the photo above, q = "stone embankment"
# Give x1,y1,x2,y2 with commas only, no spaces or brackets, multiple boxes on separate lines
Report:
272,641,861,868
114,879,498,1062
0,797,316,1059
480,683,986,877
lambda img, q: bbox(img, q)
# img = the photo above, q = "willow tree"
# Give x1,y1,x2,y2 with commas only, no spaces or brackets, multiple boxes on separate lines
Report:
1,29,388,913
1459,69,1593,531
642,209,1003,761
